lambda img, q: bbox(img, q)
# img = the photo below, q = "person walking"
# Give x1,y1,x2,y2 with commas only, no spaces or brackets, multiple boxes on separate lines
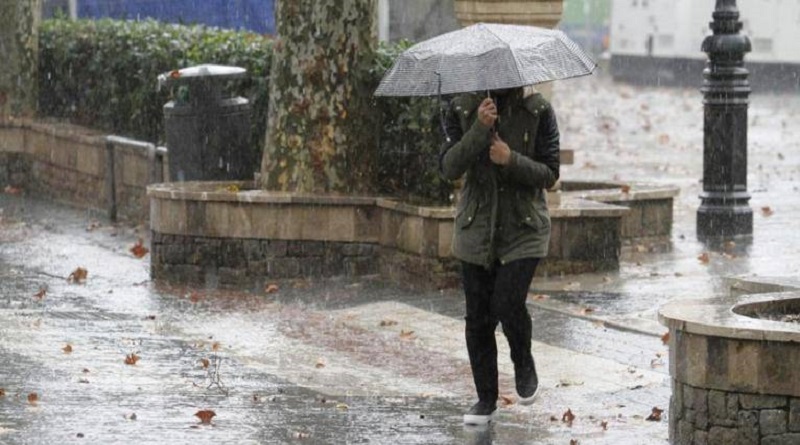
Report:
440,86,560,425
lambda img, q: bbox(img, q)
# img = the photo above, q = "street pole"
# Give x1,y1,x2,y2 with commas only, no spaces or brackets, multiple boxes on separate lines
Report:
697,0,752,241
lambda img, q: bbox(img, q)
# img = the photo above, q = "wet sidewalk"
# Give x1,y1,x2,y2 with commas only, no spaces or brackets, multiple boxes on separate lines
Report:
0,195,668,445
2,76,799,444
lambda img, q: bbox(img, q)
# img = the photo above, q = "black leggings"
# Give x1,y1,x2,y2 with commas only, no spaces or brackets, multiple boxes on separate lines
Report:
461,258,540,402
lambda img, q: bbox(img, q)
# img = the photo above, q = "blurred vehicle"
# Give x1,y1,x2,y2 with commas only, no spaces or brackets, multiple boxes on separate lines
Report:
608,0,800,91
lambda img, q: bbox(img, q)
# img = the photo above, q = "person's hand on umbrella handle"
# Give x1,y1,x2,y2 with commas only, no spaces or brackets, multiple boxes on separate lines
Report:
478,98,497,128
490,134,511,166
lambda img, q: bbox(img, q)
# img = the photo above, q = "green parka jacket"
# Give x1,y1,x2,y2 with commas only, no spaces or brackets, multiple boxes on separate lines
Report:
440,90,560,268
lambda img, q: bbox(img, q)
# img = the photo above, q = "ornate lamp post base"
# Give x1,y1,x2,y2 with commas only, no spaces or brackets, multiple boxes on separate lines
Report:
696,0,753,241
697,192,752,240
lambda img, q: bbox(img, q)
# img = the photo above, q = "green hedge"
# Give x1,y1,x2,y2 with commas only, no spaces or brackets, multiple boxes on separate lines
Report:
38,19,452,205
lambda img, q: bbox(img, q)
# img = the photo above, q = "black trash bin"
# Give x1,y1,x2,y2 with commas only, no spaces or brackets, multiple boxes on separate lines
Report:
159,64,253,182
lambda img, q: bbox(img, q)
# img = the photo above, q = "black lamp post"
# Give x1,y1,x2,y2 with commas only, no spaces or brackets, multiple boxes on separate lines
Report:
697,0,753,240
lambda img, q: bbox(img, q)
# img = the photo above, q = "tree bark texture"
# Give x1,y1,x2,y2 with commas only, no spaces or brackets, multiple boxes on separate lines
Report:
0,0,41,117
260,0,378,193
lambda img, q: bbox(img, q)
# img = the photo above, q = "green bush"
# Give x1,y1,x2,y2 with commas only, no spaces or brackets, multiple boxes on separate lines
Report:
371,41,453,206
39,19,452,205
39,18,271,154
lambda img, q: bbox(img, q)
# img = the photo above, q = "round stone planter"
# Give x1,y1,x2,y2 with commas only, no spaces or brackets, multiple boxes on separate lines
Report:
453,0,564,28
660,289,800,445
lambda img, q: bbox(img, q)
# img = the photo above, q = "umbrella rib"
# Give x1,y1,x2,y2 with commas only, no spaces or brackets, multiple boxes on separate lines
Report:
481,25,525,88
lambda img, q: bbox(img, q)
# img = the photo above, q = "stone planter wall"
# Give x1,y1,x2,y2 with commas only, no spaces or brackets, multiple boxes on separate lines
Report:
660,284,800,445
2,119,680,289
0,118,167,223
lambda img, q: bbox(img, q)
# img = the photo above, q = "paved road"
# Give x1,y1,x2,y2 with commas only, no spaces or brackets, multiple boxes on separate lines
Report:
0,194,668,444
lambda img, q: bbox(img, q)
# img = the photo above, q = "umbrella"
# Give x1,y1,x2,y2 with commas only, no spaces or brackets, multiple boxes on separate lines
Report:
374,23,596,97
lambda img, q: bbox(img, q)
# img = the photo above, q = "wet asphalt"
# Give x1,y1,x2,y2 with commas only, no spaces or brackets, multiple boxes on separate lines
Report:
2,75,799,444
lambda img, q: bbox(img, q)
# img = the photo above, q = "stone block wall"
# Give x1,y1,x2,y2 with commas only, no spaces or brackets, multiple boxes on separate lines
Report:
151,233,380,287
544,215,620,275
0,119,164,224
661,291,800,445
671,382,800,445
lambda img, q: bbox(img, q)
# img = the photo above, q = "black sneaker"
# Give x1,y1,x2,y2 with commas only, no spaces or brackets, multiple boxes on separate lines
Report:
463,400,497,425
516,366,539,406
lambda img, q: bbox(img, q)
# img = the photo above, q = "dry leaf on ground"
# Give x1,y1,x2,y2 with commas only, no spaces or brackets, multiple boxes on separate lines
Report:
315,359,326,369
33,288,46,300
570,440,580,445
265,283,280,294
761,206,774,217
379,319,398,327
27,393,39,405
67,267,88,284
200,358,210,369
661,332,670,345
62,344,73,354
646,407,664,422
697,253,710,264
499,394,515,406
528,294,550,301
600,420,608,430
195,409,216,424
399,330,416,340
124,353,140,365
562,408,576,426
130,239,149,258
211,342,221,352
620,184,631,194
0,388,5,397
3,185,22,195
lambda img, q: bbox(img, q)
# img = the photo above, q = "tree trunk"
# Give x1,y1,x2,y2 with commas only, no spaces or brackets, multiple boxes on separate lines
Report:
0,0,41,117
260,0,378,193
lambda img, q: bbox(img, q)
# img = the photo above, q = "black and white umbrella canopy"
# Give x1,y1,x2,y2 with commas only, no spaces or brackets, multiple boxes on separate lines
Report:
375,23,597,97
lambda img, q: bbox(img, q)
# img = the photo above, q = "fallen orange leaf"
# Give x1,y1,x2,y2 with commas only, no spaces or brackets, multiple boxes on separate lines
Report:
124,353,140,365
399,330,415,339
499,394,515,406
646,406,664,422
62,344,73,354
27,392,39,405
67,267,88,284
0,388,5,397
200,358,210,369
33,289,46,300
562,408,576,426
211,342,221,352
697,252,710,264
661,332,670,345
265,283,280,294
130,239,149,258
194,409,216,424
761,206,774,217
